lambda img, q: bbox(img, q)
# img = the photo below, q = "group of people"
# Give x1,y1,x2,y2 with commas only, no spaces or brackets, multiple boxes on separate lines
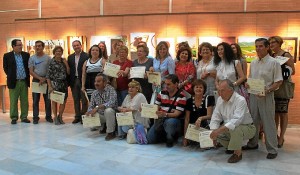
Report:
3,35,295,163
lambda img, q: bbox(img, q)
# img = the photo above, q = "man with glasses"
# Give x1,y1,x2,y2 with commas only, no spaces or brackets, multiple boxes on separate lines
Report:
3,39,31,124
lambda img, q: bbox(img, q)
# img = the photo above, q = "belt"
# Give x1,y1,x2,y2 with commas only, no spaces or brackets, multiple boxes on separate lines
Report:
17,79,25,81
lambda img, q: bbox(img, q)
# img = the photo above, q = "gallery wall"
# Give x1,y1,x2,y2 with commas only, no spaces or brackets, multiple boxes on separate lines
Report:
0,0,300,123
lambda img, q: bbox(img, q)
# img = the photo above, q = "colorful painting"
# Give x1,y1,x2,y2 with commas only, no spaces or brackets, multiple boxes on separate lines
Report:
6,37,25,52
282,37,298,62
157,38,176,58
90,35,127,57
238,37,267,63
67,36,87,55
199,36,236,46
177,37,197,59
130,33,155,61
26,39,65,58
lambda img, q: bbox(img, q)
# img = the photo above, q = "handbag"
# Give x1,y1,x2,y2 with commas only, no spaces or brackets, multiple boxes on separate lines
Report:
274,80,295,99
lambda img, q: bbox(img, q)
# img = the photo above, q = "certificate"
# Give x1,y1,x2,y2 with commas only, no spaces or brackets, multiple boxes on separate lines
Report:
141,103,158,119
247,78,265,96
146,71,161,85
130,67,146,79
82,113,101,128
116,112,134,126
50,91,65,104
199,131,214,148
103,62,120,78
274,56,289,65
184,124,208,142
31,82,47,94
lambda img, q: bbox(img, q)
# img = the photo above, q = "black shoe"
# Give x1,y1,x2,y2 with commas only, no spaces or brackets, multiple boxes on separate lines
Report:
72,118,81,124
99,128,106,134
228,154,242,163
11,120,17,124
33,119,39,124
46,117,53,123
166,139,174,148
105,132,116,141
225,149,234,154
266,153,277,159
21,119,31,123
242,145,258,150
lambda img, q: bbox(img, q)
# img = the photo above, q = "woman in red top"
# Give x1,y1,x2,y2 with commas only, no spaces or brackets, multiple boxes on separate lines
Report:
113,46,133,105
175,47,196,96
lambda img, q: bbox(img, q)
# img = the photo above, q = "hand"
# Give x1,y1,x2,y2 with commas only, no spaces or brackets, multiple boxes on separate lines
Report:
245,82,249,89
195,117,202,128
86,108,97,116
210,129,219,140
201,72,209,79
48,87,54,93
81,87,86,92
149,67,154,72
156,111,166,118
39,77,46,85
117,70,124,77
213,140,218,147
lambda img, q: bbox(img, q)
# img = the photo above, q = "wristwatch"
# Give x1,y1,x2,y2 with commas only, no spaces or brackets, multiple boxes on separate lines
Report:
95,105,99,110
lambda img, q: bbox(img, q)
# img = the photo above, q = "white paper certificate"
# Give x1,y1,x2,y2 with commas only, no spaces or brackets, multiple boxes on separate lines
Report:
185,124,208,142
199,131,214,148
31,82,47,94
82,113,101,128
275,56,289,65
146,71,161,85
50,91,65,104
130,67,146,79
116,112,134,126
247,78,265,96
141,103,158,119
103,62,120,78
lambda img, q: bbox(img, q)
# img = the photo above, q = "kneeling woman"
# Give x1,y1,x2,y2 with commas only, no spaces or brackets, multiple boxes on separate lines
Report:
117,80,149,139
183,79,214,146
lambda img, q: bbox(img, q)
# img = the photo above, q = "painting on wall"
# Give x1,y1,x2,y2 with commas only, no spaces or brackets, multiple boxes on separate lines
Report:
26,39,65,58
177,37,197,59
6,37,25,52
130,33,155,61
67,36,87,55
282,37,298,62
157,38,176,59
238,36,267,63
199,36,236,46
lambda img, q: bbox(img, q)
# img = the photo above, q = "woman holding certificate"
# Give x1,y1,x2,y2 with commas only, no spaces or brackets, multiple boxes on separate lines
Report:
117,80,149,139
46,46,70,125
183,79,214,146
132,45,153,103
82,45,103,100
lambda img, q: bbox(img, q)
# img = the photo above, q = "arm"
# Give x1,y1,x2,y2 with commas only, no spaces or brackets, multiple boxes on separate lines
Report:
168,59,175,74
29,67,46,85
3,54,8,75
81,61,87,92
234,61,246,86
63,58,70,75
183,110,190,146
242,60,248,77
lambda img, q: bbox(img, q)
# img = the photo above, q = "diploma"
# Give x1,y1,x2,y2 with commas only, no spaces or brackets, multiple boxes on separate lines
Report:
185,124,208,142
146,71,161,85
103,62,120,78
31,82,47,94
274,56,289,65
130,67,146,79
247,78,265,96
116,112,134,126
50,91,65,104
141,103,158,119
82,113,101,128
199,131,214,148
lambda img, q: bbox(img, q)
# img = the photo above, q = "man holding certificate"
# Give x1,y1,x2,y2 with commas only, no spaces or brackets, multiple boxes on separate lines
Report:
86,73,118,141
210,80,255,163
29,41,52,124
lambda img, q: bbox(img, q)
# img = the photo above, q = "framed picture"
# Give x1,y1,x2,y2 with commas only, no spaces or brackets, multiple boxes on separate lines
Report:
238,36,267,63
67,36,87,55
198,36,236,46
6,37,25,52
130,33,156,61
282,37,298,62
26,39,65,58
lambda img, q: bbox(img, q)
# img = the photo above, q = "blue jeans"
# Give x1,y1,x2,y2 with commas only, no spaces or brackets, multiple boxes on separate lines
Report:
118,125,131,136
147,118,181,144
32,92,51,120
117,90,128,106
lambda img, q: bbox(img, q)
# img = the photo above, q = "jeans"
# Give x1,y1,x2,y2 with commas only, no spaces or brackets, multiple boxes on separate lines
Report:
117,90,128,106
147,118,181,144
118,125,131,136
32,92,51,120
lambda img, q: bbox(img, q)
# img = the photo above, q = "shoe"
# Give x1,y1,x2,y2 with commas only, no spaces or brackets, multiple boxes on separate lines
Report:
54,116,60,125
225,149,234,154
90,127,98,131
166,139,174,148
118,135,127,140
99,125,107,134
72,118,81,124
58,115,65,124
266,153,277,159
21,119,31,123
46,117,53,123
33,118,39,124
242,145,258,150
228,154,242,163
105,132,116,141
11,120,17,124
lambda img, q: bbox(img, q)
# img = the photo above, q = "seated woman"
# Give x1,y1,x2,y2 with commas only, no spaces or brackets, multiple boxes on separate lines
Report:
117,80,149,140
183,79,214,146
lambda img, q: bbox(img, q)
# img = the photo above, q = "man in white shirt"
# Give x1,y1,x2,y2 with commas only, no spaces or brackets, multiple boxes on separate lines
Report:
210,79,256,163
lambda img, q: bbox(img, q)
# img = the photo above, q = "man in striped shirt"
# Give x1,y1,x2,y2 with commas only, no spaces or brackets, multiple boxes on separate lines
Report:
147,74,187,147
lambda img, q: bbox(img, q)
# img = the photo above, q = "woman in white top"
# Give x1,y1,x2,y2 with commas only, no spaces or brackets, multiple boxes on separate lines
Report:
197,42,217,96
117,80,149,139
214,42,246,92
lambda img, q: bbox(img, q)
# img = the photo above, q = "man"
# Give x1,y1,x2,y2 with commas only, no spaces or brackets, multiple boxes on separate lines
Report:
147,74,186,147
210,79,256,163
86,73,117,141
3,39,30,124
28,40,52,124
243,38,283,159
68,40,89,124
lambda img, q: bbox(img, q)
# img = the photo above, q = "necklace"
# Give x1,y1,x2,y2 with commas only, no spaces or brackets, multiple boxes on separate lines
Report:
192,96,205,112
138,57,147,64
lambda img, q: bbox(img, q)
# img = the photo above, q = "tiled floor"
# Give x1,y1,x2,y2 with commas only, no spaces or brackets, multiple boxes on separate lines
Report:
1,112,300,175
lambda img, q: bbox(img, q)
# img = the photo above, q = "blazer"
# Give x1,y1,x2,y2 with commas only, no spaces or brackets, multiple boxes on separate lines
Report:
67,51,89,87
3,51,30,89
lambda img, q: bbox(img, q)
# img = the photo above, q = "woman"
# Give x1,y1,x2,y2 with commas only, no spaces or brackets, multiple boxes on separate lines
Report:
113,45,133,105
214,42,246,92
132,44,153,103
197,42,217,96
183,79,214,146
175,47,196,96
231,43,247,77
46,46,70,125
117,80,149,139
82,45,103,100
269,36,295,148
98,41,108,61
